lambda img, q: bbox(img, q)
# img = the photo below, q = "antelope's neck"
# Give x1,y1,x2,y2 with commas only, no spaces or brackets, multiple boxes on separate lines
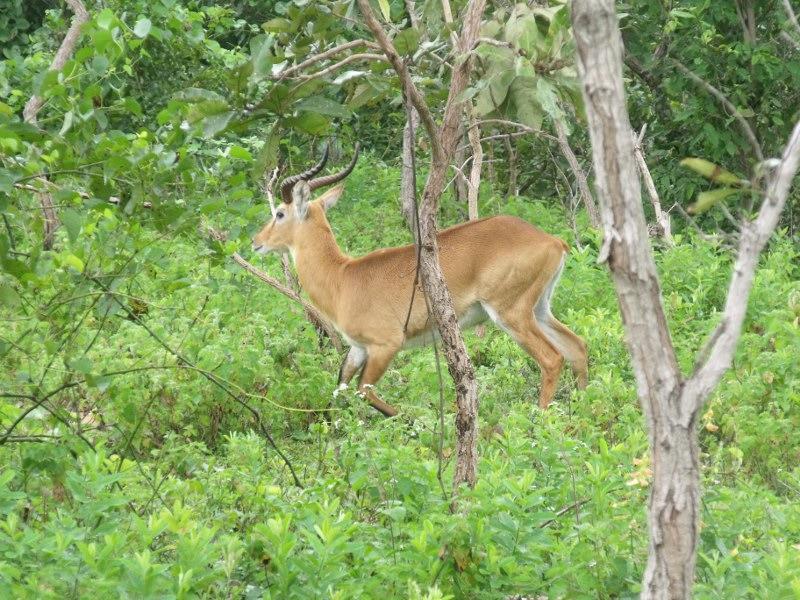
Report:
293,219,348,322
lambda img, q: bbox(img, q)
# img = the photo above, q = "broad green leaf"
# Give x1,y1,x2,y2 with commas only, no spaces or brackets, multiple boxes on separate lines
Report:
262,18,293,33
250,34,274,81
534,78,564,122
394,28,420,56
230,146,253,161
61,209,82,243
290,112,330,135
174,87,226,104
680,158,744,185
59,111,74,136
133,17,152,38
63,254,85,273
689,187,740,214
295,96,350,118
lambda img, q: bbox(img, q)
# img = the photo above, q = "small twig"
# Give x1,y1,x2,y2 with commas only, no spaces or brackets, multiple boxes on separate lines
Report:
539,498,590,529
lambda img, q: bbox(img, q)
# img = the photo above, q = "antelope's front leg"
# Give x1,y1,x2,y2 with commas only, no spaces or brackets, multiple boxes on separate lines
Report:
337,346,367,388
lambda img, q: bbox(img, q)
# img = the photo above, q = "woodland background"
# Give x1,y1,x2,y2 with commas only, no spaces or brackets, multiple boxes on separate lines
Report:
1,0,799,597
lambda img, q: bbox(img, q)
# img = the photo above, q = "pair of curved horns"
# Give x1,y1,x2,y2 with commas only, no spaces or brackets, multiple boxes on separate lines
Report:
280,142,361,203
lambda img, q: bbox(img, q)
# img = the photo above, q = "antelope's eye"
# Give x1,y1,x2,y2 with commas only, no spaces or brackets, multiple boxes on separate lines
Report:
276,210,285,220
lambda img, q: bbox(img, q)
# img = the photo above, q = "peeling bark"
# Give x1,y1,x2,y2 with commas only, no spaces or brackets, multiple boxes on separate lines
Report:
572,1,800,597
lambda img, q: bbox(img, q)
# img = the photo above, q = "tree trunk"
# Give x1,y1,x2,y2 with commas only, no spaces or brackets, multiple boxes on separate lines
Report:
23,0,89,250
453,120,469,203
573,1,800,597
357,0,486,491
571,2,692,596
486,137,496,188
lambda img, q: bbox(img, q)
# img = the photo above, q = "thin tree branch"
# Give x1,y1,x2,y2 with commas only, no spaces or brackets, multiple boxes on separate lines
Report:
276,39,379,80
672,59,764,161
296,53,387,82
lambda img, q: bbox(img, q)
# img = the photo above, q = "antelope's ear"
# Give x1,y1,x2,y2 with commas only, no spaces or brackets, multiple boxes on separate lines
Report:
317,184,345,212
292,181,312,219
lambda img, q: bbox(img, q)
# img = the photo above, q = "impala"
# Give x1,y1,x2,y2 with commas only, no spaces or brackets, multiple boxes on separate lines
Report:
252,146,588,417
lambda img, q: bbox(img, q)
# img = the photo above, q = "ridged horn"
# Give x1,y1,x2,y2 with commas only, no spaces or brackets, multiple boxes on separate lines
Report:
280,144,330,203
308,143,360,191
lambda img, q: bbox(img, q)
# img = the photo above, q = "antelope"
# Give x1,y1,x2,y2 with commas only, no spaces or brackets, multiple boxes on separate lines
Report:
252,146,588,417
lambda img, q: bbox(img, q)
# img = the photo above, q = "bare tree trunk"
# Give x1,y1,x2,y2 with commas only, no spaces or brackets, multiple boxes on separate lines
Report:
358,0,486,491
631,125,673,243
504,134,518,197
466,109,482,221
401,107,421,238
572,1,800,598
23,0,89,250
553,119,600,227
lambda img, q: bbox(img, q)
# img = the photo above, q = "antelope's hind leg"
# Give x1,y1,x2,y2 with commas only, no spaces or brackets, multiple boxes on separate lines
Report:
358,345,400,417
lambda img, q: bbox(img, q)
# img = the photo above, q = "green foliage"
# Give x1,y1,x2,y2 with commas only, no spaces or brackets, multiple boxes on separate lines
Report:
1,1,799,596
2,157,799,596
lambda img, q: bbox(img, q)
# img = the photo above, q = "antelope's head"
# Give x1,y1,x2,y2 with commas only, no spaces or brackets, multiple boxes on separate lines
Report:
252,144,359,256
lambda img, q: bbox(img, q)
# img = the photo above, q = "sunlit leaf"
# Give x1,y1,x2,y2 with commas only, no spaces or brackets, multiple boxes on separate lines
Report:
680,158,744,185
688,187,741,214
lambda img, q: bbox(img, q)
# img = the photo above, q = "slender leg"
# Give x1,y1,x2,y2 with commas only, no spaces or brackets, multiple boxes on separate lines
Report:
358,345,401,417
500,311,565,409
337,346,367,386
542,317,588,389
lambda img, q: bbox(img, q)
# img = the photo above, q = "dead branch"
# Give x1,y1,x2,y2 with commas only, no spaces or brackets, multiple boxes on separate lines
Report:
554,119,600,227
630,124,672,242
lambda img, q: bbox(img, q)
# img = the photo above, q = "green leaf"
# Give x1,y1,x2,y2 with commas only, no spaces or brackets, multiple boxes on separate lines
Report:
680,158,744,186
394,28,420,56
290,112,330,135
133,17,152,38
262,18,293,33
295,96,350,118
63,254,85,272
61,209,82,243
70,356,92,375
96,9,115,31
252,123,282,181
250,34,274,81
378,0,391,22
688,187,741,214
230,146,253,161
174,88,226,104
59,111,74,136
